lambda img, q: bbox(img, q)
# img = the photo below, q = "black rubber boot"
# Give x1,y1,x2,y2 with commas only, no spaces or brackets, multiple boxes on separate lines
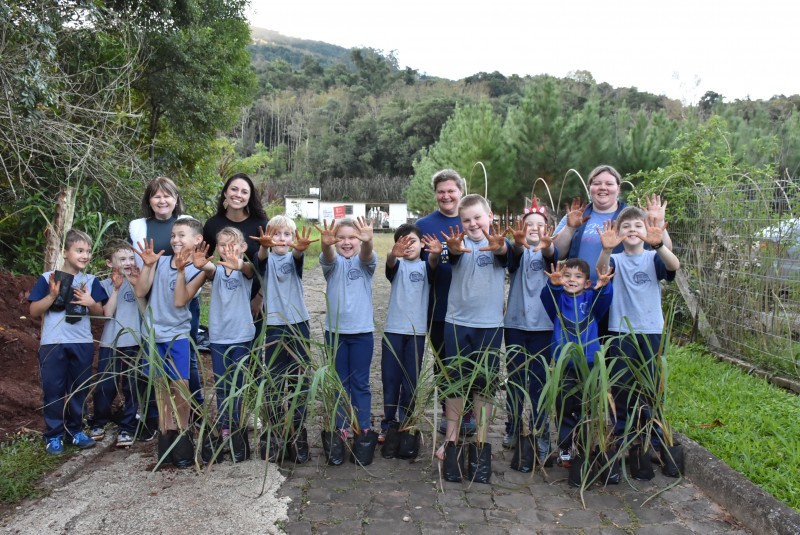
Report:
442,441,464,482
321,430,346,465
510,435,535,473
597,450,621,485
156,430,176,466
660,443,684,478
290,427,310,464
396,430,421,460
467,442,492,484
350,430,379,467
381,424,400,459
172,432,195,469
230,428,251,463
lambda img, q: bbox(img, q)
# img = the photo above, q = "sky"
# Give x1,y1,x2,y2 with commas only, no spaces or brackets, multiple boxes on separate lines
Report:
247,0,798,104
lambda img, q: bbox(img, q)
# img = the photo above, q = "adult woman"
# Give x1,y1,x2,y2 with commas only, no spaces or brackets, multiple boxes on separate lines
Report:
552,164,671,281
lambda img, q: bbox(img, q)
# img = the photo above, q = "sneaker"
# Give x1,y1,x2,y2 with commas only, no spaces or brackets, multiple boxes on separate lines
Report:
557,449,572,468
89,425,106,441
136,418,159,442
72,431,96,449
437,420,447,435
46,436,65,456
502,432,517,449
377,430,386,444
116,431,134,448
461,413,477,436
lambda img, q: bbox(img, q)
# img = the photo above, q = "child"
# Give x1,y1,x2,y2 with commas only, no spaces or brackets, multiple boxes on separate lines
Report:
379,224,437,445
434,194,511,484
192,227,255,457
89,240,144,448
29,229,108,454
134,217,207,468
251,216,317,463
317,217,377,446
540,258,614,474
596,206,679,448
503,201,557,470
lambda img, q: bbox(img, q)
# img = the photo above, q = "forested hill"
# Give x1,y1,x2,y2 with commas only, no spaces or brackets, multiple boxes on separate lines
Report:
250,27,356,70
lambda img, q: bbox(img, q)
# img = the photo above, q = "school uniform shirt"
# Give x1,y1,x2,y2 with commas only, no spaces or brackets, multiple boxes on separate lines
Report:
265,252,310,326
320,251,378,334
29,272,107,346
609,250,676,334
208,264,255,345
445,237,511,329
384,258,432,336
504,247,557,331
99,278,141,348
540,282,613,366
143,256,201,343
416,210,462,322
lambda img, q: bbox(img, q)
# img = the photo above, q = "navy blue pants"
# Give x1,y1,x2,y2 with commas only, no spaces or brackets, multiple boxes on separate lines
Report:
326,331,373,431
92,345,139,433
503,328,552,437
381,333,425,430
188,295,204,405
556,366,583,451
38,343,93,439
443,322,502,398
264,322,310,427
210,341,252,429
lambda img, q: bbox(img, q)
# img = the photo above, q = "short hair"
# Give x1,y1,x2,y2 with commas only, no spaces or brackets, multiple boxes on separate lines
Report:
432,169,466,194
587,165,621,186
216,226,245,245
458,194,491,214
393,223,422,242
64,229,92,250
172,217,203,236
616,206,647,228
335,218,356,231
216,173,267,221
141,176,184,218
104,239,135,260
268,215,297,233
522,210,550,226
564,258,590,278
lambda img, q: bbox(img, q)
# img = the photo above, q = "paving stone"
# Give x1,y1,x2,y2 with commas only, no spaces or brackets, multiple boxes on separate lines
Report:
317,519,364,534
485,507,520,524
363,518,421,535
635,525,695,535
282,521,313,535
465,492,495,508
441,505,487,523
420,523,458,535
557,508,604,528
630,504,679,525
463,524,510,535
493,492,536,510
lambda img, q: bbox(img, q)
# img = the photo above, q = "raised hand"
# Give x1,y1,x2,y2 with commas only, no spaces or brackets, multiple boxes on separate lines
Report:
642,216,667,246
565,197,590,229
544,261,566,286
479,222,507,252
440,226,472,254
422,233,443,255
249,225,283,249
314,219,341,247
643,193,667,225
134,239,164,267
48,272,62,298
71,284,95,307
594,264,615,290
126,265,141,286
110,267,125,290
192,241,211,269
598,220,624,250
532,224,556,252
218,242,243,271
508,219,530,249
353,216,374,243
174,246,192,273
290,226,319,252
390,235,414,258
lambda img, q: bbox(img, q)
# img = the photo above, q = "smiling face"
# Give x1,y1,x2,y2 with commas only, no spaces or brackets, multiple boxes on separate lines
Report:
589,171,620,212
435,179,463,217
523,212,547,245
217,234,245,261
561,266,592,295
106,248,136,275
459,203,493,242
335,224,361,258
271,225,295,255
149,188,177,221
223,178,251,213
170,223,202,255
618,217,646,249
63,240,92,274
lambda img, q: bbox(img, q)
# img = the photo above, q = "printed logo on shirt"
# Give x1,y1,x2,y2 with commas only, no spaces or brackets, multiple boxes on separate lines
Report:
409,271,424,283
280,262,294,275
633,272,651,285
123,290,136,303
440,242,449,264
476,254,493,267
530,258,544,271
224,278,241,291
348,268,364,280
169,279,176,292
579,302,589,315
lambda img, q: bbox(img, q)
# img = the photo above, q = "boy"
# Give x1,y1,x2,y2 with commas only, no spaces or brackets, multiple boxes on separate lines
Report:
596,207,679,446
379,224,437,446
89,240,144,447
434,194,511,484
540,258,614,473
134,217,207,468
29,229,108,454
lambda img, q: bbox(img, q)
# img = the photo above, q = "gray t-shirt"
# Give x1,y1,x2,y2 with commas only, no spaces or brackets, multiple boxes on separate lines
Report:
100,278,141,348
144,256,201,343
209,264,255,345
445,237,511,328
265,252,310,326
505,247,556,331
31,272,106,346
384,258,430,336
320,251,378,334
609,250,675,334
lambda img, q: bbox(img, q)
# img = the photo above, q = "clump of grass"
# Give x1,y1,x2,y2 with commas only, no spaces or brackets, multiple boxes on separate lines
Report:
0,433,65,504
667,344,800,511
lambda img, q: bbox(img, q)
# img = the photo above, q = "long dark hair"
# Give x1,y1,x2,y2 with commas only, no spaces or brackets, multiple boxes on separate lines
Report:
216,173,267,221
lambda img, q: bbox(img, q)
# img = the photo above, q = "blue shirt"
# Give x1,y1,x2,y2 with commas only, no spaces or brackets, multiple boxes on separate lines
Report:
143,256,201,343
209,264,255,344
416,211,462,322
505,246,557,331
384,258,431,335
265,252,310,326
29,272,108,346
321,252,378,334
609,250,675,334
99,278,141,348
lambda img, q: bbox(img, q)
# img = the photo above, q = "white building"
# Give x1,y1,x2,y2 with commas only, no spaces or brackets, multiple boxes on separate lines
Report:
283,196,410,229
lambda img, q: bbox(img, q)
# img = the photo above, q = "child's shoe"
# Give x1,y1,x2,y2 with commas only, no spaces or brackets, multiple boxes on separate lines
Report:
89,425,106,441
46,436,65,456
557,448,572,468
72,431,96,449
116,431,134,448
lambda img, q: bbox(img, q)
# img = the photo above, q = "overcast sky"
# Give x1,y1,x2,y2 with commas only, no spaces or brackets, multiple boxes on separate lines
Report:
247,0,798,104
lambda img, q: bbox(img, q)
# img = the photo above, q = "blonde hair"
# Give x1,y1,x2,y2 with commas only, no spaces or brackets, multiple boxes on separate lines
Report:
216,226,245,245
458,194,491,214
65,229,92,250
335,218,357,230
268,215,297,233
